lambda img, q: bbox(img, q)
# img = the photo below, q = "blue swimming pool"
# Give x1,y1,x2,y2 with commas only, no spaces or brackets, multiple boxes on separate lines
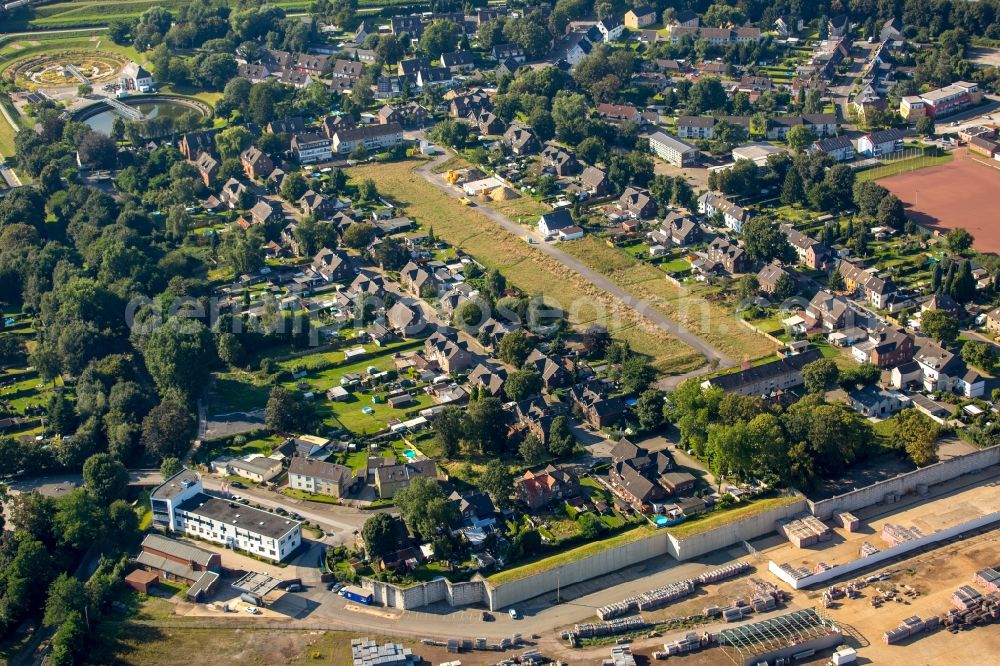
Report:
403,449,417,460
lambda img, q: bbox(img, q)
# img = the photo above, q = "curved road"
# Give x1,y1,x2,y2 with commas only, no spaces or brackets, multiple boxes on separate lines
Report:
414,152,735,383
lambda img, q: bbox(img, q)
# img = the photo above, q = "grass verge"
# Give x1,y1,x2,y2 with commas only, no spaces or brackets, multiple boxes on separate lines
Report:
665,495,802,539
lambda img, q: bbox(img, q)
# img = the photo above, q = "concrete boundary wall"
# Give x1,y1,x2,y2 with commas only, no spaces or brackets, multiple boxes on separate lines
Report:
666,497,808,561
484,531,670,610
807,446,1000,519
362,576,486,610
769,509,1000,589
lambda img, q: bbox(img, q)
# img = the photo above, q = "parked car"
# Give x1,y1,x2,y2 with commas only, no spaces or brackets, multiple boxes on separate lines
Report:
290,512,303,521
244,606,261,615
275,507,288,516
509,609,519,619
482,611,494,621
231,481,246,488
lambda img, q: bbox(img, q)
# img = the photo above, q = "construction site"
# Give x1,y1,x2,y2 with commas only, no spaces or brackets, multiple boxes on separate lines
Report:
767,472,1000,590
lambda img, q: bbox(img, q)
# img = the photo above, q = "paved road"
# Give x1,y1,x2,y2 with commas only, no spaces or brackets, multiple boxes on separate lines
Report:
199,476,387,544
414,152,735,377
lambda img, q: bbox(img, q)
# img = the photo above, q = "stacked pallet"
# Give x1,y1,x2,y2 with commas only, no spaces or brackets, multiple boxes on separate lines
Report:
778,516,831,547
574,616,647,638
597,580,695,619
695,561,751,585
748,577,788,603
883,615,938,644
944,592,1000,629
636,580,696,612
882,523,924,547
952,585,983,610
662,632,710,656
813,561,836,574
722,606,749,622
606,646,636,666
777,562,812,580
860,541,880,557
973,566,1000,593
750,595,776,612
833,511,860,532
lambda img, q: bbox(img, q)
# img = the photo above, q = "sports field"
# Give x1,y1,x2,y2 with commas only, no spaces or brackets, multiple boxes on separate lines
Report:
879,149,1000,254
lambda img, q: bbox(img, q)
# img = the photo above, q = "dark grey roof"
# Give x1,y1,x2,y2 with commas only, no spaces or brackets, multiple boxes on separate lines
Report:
141,533,216,567
708,348,823,392
176,492,300,540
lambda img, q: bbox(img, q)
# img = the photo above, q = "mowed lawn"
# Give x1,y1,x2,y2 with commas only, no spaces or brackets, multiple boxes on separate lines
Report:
211,339,432,434
560,237,779,363
346,160,705,375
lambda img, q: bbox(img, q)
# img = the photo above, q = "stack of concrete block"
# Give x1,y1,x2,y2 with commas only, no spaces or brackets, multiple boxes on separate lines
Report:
953,585,983,610
662,632,709,656
882,523,924,547
695,561,751,585
834,511,860,532
778,516,830,547
860,541,880,557
884,615,936,644
973,566,1000,593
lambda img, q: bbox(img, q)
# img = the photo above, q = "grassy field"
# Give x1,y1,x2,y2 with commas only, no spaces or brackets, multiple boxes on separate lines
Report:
857,152,954,182
486,525,657,585
560,237,780,363
665,495,802,539
347,159,704,375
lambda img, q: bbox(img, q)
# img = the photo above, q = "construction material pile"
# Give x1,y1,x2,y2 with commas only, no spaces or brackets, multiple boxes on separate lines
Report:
598,563,751,620
882,523,924,546
574,615,648,638
778,515,831,547
883,615,940,644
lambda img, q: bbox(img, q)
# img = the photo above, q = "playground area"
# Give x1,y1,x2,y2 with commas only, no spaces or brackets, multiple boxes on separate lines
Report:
879,149,1000,253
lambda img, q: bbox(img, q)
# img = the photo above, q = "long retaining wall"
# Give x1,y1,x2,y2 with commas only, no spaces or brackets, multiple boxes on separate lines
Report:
484,530,669,611
769,509,1000,589
666,497,808,561
807,445,1000,519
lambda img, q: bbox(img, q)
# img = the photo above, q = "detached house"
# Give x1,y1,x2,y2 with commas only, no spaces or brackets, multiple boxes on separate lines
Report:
288,457,354,498
516,469,561,510
424,328,474,373
617,187,657,219
698,192,751,232
538,209,576,237
291,132,333,164
240,146,274,181
311,248,352,282
580,166,611,196
851,326,914,368
503,124,539,155
375,459,437,499
541,144,579,176
625,5,657,29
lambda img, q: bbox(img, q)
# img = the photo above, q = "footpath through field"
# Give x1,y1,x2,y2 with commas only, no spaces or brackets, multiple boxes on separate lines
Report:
413,151,735,382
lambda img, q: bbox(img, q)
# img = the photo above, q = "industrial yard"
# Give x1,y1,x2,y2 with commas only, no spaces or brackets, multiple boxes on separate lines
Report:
768,472,1000,585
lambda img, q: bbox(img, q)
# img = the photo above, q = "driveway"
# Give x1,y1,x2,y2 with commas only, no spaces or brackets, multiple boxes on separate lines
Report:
415,152,735,374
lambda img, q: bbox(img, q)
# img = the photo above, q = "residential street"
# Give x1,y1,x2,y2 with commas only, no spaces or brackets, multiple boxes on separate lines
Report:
414,152,736,380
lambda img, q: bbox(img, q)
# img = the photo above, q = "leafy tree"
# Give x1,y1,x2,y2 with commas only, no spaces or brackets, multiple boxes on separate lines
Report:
773,272,798,301
356,178,378,202
741,218,793,265
581,324,611,357
780,168,805,205
361,513,397,561
77,132,118,169
159,456,181,480
214,126,252,160
894,409,941,466
82,454,128,504
801,359,839,394
54,489,105,551
141,399,195,459
853,180,889,218
142,318,216,401
578,512,606,539
418,19,461,58
876,194,906,230
945,227,973,252
915,116,935,136
551,91,589,143
373,237,408,270
265,386,309,432
43,574,86,627
519,433,546,465
342,222,376,249
961,341,997,373
787,125,817,151
433,405,464,458
498,329,533,366
393,476,455,538
483,268,507,302
634,389,666,432
620,356,654,394
505,368,542,401
46,392,78,436
921,309,959,344
281,171,309,202
686,77,727,113
479,459,514,509
464,397,506,454
547,415,575,457
8,491,56,545
428,119,469,149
